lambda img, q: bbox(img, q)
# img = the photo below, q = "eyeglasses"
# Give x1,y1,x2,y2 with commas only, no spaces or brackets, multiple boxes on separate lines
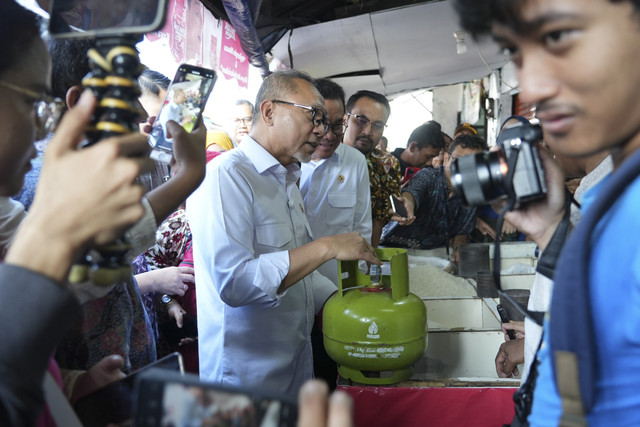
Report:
271,100,329,132
233,117,252,126
0,80,65,140
347,113,387,133
328,121,344,136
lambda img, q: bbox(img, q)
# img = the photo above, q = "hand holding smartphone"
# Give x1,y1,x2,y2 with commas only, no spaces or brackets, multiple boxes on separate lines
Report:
74,352,184,426
497,304,516,340
389,194,408,218
134,369,298,426
149,64,217,164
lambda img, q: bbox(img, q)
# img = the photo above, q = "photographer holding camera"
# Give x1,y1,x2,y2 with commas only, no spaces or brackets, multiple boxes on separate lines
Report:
455,0,640,425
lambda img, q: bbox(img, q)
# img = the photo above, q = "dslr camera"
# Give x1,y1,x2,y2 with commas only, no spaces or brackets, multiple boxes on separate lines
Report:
450,121,546,207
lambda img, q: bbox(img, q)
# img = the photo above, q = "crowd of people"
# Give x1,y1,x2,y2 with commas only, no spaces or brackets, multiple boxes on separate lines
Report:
2,0,638,425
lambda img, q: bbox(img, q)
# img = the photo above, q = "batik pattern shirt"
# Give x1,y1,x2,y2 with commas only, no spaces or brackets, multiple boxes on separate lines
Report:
366,148,401,222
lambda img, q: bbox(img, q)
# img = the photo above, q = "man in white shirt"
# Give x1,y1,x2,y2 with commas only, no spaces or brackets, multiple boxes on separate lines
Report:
300,78,372,286
188,70,379,399
300,78,372,391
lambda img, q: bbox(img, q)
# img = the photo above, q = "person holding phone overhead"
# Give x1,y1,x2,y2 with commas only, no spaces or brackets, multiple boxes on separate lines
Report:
188,70,380,400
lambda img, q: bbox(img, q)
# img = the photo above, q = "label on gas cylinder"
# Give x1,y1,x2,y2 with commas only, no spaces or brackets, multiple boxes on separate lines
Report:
344,344,405,359
367,321,380,339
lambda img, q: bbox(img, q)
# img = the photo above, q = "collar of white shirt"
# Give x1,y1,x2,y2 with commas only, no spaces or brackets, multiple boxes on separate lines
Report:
240,135,302,183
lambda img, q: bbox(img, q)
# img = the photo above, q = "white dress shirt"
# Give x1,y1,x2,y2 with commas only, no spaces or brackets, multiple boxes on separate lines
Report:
300,143,372,285
187,136,336,398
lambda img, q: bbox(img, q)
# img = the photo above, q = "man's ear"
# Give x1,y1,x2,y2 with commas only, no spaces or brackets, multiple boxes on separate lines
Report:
65,85,82,109
408,141,418,152
261,100,275,126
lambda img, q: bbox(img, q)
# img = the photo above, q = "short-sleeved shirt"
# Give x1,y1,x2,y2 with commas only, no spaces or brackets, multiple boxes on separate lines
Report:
380,166,476,249
366,148,401,222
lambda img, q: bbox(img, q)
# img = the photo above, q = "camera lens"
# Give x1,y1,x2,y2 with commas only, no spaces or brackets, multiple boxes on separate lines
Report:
451,151,508,207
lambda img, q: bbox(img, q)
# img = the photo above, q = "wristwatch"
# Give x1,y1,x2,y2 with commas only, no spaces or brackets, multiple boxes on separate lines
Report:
161,294,173,304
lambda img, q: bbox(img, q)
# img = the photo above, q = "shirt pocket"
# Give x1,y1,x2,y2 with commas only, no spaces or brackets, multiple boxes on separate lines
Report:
327,192,357,227
255,224,293,249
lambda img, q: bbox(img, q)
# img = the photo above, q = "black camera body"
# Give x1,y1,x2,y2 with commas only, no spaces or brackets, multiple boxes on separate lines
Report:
451,121,546,207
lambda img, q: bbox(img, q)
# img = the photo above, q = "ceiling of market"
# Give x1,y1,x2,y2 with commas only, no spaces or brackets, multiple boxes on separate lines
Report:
200,0,510,98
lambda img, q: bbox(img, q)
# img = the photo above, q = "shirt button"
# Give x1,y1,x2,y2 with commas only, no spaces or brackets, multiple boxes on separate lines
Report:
288,200,295,208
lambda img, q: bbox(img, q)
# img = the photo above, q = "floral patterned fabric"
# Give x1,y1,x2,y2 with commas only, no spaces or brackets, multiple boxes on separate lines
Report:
144,209,191,270
366,148,402,222
142,209,191,359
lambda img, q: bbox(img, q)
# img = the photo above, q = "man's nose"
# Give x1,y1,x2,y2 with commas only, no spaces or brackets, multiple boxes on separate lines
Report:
360,121,374,136
313,123,328,137
516,52,560,107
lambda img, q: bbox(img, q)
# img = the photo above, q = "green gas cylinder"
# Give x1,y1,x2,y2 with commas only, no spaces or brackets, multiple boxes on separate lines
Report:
322,248,427,385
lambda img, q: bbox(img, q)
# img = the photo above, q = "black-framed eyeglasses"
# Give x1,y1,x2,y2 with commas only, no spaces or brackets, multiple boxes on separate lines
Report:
271,99,329,132
347,113,387,133
0,80,65,140
328,121,344,136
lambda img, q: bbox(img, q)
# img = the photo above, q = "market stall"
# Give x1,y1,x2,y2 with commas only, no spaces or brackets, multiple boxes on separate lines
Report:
333,243,538,426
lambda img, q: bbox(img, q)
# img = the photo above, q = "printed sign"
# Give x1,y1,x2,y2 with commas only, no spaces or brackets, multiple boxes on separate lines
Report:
219,21,249,88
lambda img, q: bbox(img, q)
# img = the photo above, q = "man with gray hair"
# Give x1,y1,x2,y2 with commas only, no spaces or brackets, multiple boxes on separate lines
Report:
188,70,380,398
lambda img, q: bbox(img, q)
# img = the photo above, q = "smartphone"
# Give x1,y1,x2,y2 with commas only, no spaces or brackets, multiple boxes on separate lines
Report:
403,167,421,184
159,313,198,348
134,369,298,427
149,64,217,163
49,0,168,38
389,195,408,218
74,352,184,427
496,304,516,340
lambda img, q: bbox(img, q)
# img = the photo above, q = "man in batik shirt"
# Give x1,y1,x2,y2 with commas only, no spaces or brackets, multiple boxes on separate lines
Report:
343,90,401,247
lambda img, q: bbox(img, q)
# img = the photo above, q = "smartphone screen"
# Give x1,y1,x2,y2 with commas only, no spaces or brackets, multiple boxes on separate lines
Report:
135,369,298,427
74,352,184,426
149,64,217,163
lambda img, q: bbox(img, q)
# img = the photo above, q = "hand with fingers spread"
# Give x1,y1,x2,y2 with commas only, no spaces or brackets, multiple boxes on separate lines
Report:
6,91,153,282
297,380,353,427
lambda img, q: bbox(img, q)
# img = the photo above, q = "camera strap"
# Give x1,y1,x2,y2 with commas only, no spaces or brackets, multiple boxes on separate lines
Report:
491,144,546,326
491,143,520,294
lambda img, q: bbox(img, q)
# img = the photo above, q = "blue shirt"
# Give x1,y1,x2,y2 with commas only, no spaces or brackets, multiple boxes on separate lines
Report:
529,174,640,425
